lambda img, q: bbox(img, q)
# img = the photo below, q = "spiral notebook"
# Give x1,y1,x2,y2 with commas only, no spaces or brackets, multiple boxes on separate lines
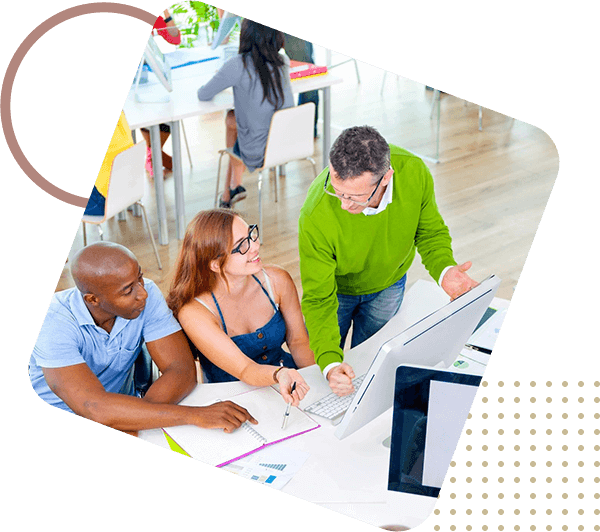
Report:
163,387,320,467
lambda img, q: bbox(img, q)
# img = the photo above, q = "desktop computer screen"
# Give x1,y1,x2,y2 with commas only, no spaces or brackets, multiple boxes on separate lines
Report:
142,36,173,91
387,364,481,497
211,12,241,50
133,36,173,103
333,275,500,440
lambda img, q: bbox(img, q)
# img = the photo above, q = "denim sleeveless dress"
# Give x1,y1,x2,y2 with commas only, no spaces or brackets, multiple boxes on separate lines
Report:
196,274,297,383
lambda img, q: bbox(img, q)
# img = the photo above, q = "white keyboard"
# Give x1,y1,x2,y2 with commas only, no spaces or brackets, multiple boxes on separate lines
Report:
303,374,366,420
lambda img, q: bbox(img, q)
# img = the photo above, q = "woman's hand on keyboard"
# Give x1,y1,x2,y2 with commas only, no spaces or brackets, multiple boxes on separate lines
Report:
326,362,356,396
277,368,310,406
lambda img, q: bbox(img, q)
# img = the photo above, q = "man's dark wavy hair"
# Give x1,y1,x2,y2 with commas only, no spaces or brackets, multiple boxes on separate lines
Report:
329,126,390,181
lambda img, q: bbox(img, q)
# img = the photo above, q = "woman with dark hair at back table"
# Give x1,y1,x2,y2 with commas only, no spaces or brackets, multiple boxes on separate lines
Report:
197,19,294,208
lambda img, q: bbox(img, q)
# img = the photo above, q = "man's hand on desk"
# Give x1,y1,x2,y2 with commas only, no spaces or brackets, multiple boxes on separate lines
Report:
326,362,356,397
195,401,258,433
441,261,479,301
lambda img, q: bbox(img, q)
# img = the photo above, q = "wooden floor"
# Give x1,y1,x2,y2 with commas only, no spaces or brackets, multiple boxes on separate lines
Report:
56,55,559,304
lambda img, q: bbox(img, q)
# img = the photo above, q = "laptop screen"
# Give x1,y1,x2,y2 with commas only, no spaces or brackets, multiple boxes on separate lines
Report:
388,366,481,497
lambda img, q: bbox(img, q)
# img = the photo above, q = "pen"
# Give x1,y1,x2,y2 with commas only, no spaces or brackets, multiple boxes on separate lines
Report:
282,381,296,429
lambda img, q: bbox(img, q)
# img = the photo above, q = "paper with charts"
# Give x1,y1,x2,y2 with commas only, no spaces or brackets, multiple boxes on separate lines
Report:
221,446,310,490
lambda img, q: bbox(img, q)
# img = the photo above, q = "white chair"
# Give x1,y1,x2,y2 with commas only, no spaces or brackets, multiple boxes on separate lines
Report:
214,102,318,232
82,141,162,269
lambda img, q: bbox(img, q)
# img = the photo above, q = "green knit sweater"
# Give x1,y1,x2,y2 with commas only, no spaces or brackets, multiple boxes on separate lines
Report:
298,145,456,370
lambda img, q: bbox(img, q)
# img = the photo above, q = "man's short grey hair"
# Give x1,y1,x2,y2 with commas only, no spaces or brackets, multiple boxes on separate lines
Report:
329,126,390,181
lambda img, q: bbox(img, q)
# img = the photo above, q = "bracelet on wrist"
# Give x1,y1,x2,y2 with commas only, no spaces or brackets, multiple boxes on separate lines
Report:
164,15,173,23
273,366,285,383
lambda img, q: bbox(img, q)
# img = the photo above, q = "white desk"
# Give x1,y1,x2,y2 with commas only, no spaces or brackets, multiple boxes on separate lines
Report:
124,54,343,245
139,281,509,527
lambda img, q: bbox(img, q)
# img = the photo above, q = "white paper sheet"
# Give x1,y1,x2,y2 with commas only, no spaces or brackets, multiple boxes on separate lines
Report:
221,446,310,490
422,380,478,488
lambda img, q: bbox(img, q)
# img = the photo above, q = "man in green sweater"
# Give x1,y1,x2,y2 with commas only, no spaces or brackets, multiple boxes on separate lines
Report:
298,126,477,396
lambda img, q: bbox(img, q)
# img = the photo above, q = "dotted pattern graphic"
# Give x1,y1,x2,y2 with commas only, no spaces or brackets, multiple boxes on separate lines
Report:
427,381,600,531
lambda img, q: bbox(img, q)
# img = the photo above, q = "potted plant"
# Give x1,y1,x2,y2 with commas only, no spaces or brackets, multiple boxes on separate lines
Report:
169,2,238,48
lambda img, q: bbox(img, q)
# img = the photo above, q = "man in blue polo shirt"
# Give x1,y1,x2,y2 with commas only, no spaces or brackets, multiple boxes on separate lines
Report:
29,242,256,435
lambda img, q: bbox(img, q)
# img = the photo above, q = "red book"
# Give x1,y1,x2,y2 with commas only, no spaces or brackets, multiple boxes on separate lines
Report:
289,60,328,80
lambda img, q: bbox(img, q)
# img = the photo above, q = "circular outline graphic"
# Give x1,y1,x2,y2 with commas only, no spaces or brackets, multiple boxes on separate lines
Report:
1,3,156,208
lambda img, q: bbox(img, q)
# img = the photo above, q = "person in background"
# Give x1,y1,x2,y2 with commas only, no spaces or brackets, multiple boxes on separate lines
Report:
140,9,181,177
197,19,294,208
83,111,134,216
153,8,180,45
167,209,313,407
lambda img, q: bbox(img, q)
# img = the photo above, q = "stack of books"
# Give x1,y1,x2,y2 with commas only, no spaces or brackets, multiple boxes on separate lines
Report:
289,60,328,81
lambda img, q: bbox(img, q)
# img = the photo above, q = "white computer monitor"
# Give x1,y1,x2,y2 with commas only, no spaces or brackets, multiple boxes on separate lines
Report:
334,275,501,440
133,36,173,102
387,364,482,497
211,11,241,50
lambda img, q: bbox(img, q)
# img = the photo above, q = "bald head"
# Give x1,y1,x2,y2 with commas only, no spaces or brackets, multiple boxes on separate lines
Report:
71,242,138,295
70,242,148,323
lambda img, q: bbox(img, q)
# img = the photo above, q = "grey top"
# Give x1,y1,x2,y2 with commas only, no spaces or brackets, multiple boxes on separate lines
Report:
198,53,294,172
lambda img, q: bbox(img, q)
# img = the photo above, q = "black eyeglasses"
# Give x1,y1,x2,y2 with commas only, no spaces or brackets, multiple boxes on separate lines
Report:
323,169,388,207
231,224,259,255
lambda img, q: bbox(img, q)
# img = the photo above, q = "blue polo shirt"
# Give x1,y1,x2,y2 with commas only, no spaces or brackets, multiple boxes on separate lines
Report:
29,279,181,412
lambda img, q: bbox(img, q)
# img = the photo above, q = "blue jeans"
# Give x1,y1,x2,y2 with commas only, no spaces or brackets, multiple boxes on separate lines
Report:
83,186,106,216
119,345,154,398
337,275,407,349
298,91,319,137
232,138,241,157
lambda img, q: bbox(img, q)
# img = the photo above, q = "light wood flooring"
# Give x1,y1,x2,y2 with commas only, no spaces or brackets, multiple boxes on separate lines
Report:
56,55,559,304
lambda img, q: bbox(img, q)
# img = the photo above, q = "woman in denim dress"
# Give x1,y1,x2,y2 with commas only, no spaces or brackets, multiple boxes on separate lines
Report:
167,209,313,406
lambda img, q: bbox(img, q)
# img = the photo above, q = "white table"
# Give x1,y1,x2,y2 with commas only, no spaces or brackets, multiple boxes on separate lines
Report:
139,281,509,527
124,54,343,245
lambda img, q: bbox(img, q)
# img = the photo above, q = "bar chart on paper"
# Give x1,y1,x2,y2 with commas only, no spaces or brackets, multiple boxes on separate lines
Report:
259,463,287,471
221,447,310,489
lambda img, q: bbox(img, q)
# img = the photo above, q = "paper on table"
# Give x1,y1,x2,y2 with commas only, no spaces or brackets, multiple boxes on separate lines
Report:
467,308,507,352
163,387,320,467
221,446,310,490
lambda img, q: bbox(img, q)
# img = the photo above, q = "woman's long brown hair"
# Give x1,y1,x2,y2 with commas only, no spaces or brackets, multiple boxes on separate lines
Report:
167,209,237,318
